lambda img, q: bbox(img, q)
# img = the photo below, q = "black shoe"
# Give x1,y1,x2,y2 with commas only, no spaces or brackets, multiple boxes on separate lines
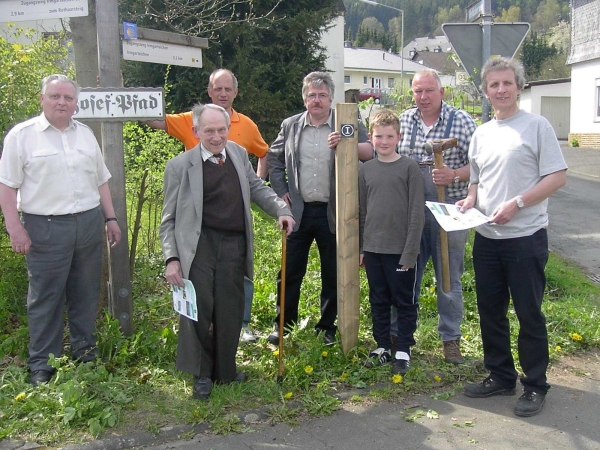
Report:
392,358,410,375
266,330,279,346
323,330,336,347
30,370,53,386
233,372,247,383
364,348,392,368
464,376,516,398
514,391,546,417
192,377,212,400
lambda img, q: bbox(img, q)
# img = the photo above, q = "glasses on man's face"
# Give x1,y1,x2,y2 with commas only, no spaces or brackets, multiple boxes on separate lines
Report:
306,93,330,102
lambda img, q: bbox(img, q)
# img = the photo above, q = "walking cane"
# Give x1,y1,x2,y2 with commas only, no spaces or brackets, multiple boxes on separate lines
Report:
277,225,287,384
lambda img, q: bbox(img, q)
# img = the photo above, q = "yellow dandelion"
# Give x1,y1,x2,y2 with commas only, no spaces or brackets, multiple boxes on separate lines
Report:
273,349,279,356
14,392,26,402
392,374,403,384
464,335,470,341
570,333,583,342
284,392,293,399
434,375,442,383
555,345,562,351
322,351,328,357
304,365,314,374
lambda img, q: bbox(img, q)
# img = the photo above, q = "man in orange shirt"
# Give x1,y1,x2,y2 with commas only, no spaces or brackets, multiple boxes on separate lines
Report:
146,69,269,178
146,69,268,341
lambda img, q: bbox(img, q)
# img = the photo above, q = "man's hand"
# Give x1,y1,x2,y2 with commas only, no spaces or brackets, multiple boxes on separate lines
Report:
166,260,184,287
456,196,475,213
9,224,31,254
359,253,365,268
432,165,455,186
106,221,122,248
278,215,296,236
281,192,292,208
489,199,519,225
328,131,341,150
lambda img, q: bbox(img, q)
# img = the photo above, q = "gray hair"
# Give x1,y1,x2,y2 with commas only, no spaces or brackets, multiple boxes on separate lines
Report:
302,71,335,100
481,57,526,93
413,69,443,89
41,74,80,97
207,69,238,91
192,103,230,128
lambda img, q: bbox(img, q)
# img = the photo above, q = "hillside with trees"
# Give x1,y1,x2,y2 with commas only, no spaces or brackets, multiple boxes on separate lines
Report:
344,0,571,80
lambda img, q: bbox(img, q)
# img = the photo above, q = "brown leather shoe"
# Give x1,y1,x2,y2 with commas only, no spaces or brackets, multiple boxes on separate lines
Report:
192,377,212,400
443,338,465,364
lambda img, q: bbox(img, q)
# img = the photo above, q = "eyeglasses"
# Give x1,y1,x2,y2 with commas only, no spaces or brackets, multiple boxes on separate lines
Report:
306,93,330,102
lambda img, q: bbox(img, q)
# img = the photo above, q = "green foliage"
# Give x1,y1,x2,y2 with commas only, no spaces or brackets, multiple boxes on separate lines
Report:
521,32,558,80
0,25,71,142
570,138,580,148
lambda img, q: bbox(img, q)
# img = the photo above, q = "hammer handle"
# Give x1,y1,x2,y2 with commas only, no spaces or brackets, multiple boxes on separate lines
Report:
433,152,451,293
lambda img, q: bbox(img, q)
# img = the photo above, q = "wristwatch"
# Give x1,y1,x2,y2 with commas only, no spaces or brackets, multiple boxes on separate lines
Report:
515,195,524,209
453,170,460,184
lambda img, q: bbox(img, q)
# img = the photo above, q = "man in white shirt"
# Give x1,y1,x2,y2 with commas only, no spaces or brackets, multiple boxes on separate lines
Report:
0,74,121,386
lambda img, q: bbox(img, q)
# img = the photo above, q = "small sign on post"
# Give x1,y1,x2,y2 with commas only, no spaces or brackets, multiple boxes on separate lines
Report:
73,88,165,121
0,0,88,22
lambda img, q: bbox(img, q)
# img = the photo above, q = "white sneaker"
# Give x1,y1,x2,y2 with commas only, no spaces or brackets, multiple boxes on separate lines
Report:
240,325,258,342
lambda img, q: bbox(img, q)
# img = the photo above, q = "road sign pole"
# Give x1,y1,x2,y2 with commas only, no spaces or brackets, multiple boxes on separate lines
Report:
481,0,492,123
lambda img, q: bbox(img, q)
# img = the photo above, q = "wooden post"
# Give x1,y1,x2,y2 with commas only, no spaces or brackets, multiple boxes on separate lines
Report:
96,0,134,335
335,104,360,355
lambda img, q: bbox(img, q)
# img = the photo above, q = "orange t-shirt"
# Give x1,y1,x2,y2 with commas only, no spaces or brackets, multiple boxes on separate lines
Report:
164,109,268,157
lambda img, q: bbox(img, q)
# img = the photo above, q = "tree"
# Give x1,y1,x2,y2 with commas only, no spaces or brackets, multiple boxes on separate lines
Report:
521,32,558,80
497,6,521,22
533,0,561,32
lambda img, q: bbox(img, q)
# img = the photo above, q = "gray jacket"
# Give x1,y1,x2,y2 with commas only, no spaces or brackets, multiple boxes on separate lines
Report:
160,141,291,279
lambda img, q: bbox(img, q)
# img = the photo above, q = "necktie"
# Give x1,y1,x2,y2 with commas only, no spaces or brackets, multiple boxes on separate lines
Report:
215,153,224,165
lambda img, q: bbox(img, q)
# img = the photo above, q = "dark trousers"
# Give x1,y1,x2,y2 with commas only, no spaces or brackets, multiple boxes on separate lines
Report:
23,207,103,372
364,252,418,354
176,227,245,383
473,229,551,394
274,203,337,333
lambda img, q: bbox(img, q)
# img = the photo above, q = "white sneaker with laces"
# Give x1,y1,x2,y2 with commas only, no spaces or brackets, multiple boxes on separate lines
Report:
240,325,257,342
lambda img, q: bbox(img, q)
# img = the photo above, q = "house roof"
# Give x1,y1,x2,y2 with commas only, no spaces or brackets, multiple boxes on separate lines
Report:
523,78,571,89
344,47,432,74
410,52,461,75
568,0,600,64
402,35,452,58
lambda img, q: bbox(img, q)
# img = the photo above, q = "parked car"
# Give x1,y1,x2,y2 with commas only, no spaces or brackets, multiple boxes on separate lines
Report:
358,87,387,104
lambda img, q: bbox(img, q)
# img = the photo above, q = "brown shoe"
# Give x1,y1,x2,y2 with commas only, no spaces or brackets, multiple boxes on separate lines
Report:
443,338,465,364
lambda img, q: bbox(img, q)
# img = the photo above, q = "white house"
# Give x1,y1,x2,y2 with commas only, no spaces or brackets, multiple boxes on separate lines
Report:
567,0,600,147
344,46,432,94
519,79,571,140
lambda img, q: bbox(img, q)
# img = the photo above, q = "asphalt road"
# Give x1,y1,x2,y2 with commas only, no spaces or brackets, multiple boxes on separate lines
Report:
548,169,600,281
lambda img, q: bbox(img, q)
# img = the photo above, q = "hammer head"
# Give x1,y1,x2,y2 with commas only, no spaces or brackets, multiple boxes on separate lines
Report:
425,138,458,155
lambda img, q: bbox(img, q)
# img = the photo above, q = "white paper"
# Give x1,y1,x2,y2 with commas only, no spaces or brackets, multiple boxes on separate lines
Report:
172,279,198,321
425,201,490,232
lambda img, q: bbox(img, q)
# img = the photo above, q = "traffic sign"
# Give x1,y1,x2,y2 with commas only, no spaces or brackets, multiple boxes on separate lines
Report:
442,23,530,89
123,38,203,68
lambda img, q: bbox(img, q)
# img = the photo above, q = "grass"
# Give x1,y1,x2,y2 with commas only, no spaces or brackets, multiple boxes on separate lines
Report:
1,212,599,445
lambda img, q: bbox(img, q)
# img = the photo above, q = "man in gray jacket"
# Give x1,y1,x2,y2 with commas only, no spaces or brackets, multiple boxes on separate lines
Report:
267,72,373,346
160,104,294,400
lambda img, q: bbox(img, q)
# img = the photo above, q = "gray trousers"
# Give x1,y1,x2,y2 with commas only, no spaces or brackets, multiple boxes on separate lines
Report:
176,227,245,382
23,207,103,372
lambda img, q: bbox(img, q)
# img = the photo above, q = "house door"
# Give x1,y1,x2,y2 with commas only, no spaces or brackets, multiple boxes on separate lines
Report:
373,78,381,88
541,96,570,140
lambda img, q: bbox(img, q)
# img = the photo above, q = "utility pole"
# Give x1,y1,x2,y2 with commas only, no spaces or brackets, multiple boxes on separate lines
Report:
95,0,134,335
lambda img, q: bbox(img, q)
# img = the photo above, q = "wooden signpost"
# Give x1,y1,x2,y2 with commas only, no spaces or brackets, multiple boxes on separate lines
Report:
335,104,361,355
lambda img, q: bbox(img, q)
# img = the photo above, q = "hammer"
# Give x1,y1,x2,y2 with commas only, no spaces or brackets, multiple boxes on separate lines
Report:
425,138,458,293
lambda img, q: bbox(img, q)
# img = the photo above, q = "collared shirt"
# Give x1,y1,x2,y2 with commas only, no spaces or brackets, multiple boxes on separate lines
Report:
398,102,477,199
200,144,227,165
298,111,333,203
0,113,111,215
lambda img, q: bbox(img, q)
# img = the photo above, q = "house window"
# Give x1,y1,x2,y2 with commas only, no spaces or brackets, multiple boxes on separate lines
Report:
388,78,395,88
344,75,351,84
363,76,368,85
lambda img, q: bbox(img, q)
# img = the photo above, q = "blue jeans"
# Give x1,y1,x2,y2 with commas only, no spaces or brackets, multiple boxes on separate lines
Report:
392,166,468,342
243,276,253,326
